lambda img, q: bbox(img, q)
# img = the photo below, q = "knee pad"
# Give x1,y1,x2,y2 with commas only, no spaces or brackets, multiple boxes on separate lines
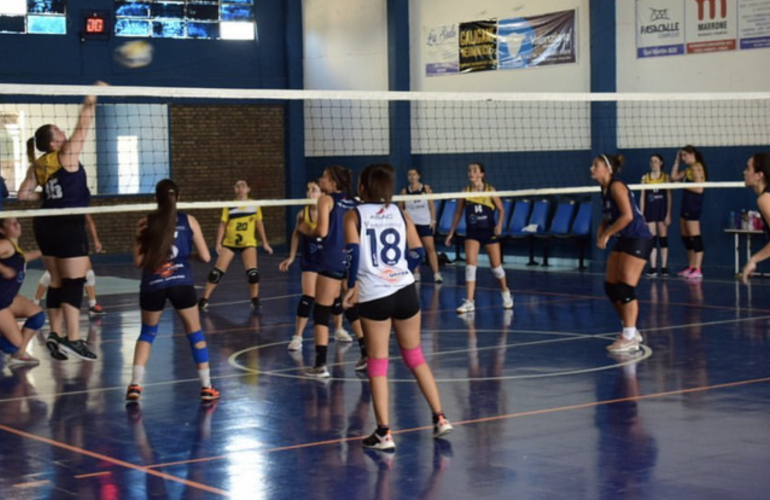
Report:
401,345,426,370
60,278,85,309
604,281,620,303
187,330,209,364
46,286,62,309
297,295,315,318
367,357,389,378
0,336,18,355
659,236,669,249
138,323,159,344
23,311,46,331
616,282,637,304
652,236,659,248
344,303,360,323
465,265,477,282
85,269,96,287
246,268,259,284
491,265,506,280
691,235,704,253
313,303,331,328
682,236,694,251
207,268,225,284
331,297,343,316
39,271,51,288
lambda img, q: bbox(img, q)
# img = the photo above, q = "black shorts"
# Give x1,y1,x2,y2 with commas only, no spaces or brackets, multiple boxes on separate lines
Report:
358,283,420,322
415,224,434,238
319,269,346,280
611,237,654,260
680,210,702,222
34,215,89,258
140,285,198,312
223,245,256,254
466,228,500,246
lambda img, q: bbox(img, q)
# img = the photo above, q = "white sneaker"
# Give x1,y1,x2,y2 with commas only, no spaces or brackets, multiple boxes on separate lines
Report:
306,365,330,378
288,336,302,351
606,336,641,353
456,299,475,314
334,329,353,343
362,430,396,451
635,331,643,343
502,290,514,309
433,416,454,439
434,272,443,284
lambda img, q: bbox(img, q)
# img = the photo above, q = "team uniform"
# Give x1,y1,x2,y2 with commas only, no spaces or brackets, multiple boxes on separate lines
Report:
32,152,90,258
220,203,263,251
762,187,770,241
319,192,357,280
300,206,323,273
642,172,669,223
354,203,419,321
680,165,705,221
603,179,654,258
404,185,433,238
139,213,198,311
464,185,499,245
0,242,26,310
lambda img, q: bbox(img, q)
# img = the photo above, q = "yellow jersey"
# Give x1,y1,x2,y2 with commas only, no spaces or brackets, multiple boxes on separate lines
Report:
464,184,496,209
221,202,263,248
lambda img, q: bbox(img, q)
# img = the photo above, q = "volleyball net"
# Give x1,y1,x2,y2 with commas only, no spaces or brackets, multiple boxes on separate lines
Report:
0,84,767,234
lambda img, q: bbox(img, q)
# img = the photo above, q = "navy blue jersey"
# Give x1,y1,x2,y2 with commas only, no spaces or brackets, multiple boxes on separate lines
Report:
320,193,357,274
464,186,496,231
680,167,704,220
642,173,669,223
762,187,770,241
300,206,322,272
35,153,91,209
140,213,194,292
0,243,25,309
602,179,652,240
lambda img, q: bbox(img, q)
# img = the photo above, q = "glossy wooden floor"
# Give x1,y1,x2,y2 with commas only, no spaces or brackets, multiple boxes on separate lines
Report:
1,257,769,499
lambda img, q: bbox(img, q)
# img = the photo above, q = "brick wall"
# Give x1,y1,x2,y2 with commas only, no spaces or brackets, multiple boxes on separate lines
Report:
14,104,286,254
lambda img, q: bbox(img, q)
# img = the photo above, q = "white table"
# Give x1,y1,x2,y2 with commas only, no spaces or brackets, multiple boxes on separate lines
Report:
724,228,764,275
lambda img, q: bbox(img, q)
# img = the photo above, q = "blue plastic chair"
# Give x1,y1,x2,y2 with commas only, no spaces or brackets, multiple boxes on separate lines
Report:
537,201,577,266
563,201,592,269
505,199,532,236
436,199,458,236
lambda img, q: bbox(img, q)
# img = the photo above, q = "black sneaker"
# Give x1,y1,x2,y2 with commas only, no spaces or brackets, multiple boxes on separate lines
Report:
198,298,209,311
45,332,68,361
250,297,260,309
59,337,97,361
660,267,669,277
645,269,658,277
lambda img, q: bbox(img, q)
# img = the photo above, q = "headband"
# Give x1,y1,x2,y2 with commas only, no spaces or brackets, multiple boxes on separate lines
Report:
601,155,613,174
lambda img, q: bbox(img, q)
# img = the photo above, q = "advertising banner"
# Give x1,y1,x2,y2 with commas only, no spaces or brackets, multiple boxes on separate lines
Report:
498,10,577,69
424,24,460,76
685,0,737,53
459,20,498,73
738,0,770,49
636,0,685,57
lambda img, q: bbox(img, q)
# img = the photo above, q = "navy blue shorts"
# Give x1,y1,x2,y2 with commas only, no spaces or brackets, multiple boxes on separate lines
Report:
140,285,198,312
643,201,667,223
415,224,434,238
611,237,654,260
466,228,500,246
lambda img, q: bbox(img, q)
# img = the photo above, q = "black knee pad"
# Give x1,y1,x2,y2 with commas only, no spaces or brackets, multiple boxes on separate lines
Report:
246,268,259,284
616,282,637,304
659,236,668,248
652,236,659,248
313,303,332,328
331,297,343,316
344,303,360,323
691,235,704,253
297,295,315,318
682,236,694,251
207,267,225,284
61,278,86,309
604,281,620,303
46,286,62,309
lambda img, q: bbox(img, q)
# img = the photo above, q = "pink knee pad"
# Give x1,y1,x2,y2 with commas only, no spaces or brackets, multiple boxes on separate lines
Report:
367,357,389,378
401,346,426,369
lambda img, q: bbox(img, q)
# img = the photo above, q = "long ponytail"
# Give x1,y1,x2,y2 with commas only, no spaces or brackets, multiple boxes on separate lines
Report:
139,179,179,272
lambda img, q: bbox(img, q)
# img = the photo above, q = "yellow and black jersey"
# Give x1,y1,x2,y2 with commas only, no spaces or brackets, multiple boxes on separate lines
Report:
221,202,263,248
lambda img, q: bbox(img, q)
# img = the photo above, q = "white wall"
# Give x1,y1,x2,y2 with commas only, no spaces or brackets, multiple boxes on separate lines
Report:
616,1,770,92
302,0,389,90
409,0,591,92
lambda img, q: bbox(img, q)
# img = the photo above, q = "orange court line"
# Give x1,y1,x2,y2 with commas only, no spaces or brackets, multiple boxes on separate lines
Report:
146,375,770,469
74,471,112,479
0,424,230,497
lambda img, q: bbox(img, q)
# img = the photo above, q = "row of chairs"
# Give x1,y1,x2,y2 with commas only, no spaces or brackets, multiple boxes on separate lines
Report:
433,198,593,269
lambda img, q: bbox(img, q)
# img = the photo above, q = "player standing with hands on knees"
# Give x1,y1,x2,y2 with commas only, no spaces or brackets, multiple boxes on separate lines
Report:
343,164,452,451
741,153,770,284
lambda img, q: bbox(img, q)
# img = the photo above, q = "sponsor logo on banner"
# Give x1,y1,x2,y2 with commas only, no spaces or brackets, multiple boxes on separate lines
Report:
498,10,576,69
636,0,685,57
459,20,498,73
738,0,770,50
424,24,459,76
686,0,736,53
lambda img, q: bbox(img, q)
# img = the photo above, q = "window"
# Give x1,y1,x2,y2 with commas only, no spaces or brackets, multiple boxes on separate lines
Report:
115,0,255,40
0,0,67,35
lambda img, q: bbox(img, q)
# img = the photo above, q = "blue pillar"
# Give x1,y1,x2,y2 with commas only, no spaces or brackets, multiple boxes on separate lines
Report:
387,0,412,176
285,0,305,243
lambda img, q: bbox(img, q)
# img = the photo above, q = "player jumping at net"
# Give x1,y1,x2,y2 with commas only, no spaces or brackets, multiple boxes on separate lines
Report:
592,154,653,353
126,179,220,403
741,153,770,284
33,214,105,318
445,162,513,314
279,180,354,352
0,218,46,368
302,165,367,378
671,145,708,279
399,168,443,283
19,83,105,361
199,179,273,311
639,154,672,277
343,163,452,451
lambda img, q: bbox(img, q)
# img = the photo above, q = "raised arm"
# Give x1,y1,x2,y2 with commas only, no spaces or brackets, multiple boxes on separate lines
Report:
59,86,103,171
17,166,41,201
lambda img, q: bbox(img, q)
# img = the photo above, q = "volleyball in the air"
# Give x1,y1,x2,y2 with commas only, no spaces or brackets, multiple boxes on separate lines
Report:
114,40,154,69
